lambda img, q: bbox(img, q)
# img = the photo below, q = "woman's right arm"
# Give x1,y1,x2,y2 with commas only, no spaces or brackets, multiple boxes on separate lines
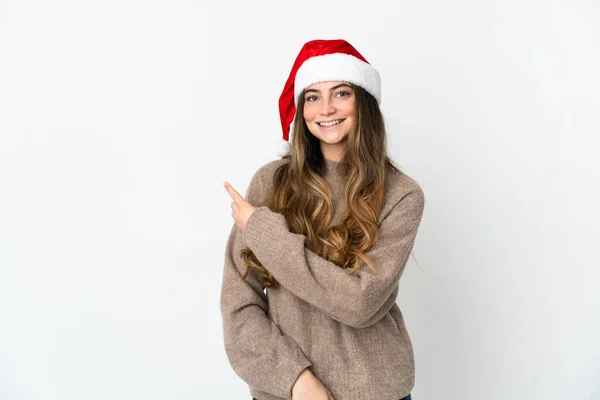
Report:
220,220,312,399
221,165,334,399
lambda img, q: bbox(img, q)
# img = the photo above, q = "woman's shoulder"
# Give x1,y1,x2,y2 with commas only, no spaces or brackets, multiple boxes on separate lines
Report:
385,160,424,197
245,158,289,205
382,160,425,220
253,158,289,181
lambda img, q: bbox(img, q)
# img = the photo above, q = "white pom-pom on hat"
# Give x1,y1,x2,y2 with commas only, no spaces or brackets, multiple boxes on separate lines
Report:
276,122,295,157
276,139,290,157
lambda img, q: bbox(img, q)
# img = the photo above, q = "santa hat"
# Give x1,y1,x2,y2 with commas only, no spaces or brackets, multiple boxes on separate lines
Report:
277,39,381,157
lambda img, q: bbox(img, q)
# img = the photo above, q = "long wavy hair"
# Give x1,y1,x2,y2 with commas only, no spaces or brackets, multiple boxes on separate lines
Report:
241,83,401,287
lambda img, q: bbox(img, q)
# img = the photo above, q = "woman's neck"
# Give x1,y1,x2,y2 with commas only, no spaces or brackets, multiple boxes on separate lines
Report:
320,141,346,162
323,157,344,181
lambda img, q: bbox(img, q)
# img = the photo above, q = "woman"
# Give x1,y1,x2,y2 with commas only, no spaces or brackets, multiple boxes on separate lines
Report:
221,39,424,400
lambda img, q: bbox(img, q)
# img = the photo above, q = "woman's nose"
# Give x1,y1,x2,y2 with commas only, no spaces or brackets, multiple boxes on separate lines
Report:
320,100,336,115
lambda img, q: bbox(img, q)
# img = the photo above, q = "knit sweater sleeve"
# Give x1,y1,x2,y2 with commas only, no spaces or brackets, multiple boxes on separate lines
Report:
220,169,312,398
241,182,425,329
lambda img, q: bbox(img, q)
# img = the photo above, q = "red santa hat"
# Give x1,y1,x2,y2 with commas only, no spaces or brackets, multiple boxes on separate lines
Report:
277,39,381,157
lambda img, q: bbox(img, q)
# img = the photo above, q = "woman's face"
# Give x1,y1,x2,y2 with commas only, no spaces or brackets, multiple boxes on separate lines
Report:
302,80,355,156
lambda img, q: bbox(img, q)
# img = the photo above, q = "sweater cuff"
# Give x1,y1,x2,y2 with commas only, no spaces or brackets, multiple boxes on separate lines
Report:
242,206,290,257
279,359,312,399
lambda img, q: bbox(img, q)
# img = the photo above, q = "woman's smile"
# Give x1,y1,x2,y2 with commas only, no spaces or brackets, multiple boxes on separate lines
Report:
318,118,346,130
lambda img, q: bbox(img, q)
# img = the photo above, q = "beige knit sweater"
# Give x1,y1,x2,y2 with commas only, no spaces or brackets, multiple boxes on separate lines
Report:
220,157,425,400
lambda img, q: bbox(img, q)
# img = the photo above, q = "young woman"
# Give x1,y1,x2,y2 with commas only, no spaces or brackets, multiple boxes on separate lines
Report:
221,39,425,400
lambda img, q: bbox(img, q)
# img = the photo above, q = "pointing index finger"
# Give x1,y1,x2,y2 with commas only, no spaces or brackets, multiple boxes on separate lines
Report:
223,181,245,202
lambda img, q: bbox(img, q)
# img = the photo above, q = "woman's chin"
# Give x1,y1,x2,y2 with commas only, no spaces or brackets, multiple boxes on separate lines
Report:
320,136,348,145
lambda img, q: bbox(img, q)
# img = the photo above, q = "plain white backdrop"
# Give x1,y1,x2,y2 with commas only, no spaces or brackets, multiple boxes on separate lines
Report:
1,0,599,399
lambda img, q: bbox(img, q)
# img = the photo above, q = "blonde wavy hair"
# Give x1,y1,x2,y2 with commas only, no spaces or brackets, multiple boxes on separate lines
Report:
241,84,401,287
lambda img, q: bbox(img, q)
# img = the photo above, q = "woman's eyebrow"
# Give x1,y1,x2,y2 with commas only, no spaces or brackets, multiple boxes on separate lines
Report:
304,83,353,94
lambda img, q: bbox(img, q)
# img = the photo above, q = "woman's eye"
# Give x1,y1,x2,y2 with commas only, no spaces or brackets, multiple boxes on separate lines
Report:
306,95,318,102
336,91,350,98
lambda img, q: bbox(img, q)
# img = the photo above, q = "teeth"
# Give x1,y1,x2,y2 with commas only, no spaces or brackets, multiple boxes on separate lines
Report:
318,119,342,127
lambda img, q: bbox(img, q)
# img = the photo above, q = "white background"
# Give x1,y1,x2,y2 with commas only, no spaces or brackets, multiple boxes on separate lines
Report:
1,1,599,399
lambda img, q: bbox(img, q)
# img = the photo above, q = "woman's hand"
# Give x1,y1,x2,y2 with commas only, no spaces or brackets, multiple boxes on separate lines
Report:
292,368,335,400
223,181,257,231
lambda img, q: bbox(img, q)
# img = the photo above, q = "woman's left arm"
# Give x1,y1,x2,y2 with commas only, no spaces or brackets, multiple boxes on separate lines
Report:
241,184,425,329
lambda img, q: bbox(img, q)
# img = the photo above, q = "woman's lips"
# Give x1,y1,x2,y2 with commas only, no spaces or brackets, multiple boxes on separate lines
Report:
318,118,345,130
